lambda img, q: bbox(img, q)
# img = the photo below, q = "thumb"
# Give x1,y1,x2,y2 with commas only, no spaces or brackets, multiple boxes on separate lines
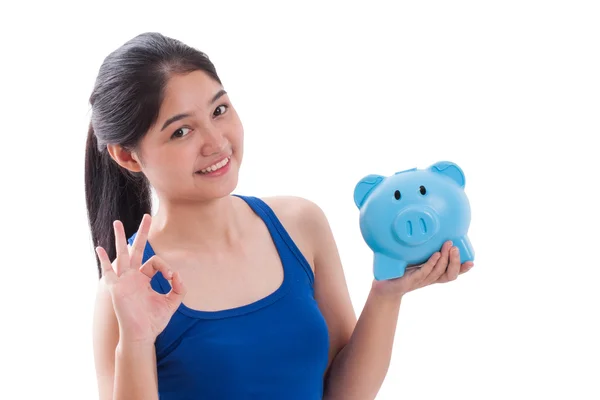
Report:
165,271,186,311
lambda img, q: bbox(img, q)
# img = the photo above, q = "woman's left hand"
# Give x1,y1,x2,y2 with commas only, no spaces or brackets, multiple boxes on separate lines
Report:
371,241,474,299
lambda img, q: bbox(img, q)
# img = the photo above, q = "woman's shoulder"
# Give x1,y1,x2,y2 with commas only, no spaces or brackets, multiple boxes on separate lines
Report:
260,195,327,228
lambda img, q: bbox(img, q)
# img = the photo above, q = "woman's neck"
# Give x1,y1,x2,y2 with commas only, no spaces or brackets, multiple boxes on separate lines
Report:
149,194,246,252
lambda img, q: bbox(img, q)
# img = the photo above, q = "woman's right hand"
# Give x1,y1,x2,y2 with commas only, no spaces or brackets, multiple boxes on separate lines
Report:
95,214,186,345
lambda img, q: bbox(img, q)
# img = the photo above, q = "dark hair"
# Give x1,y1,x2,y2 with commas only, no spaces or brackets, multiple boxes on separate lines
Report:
85,32,222,279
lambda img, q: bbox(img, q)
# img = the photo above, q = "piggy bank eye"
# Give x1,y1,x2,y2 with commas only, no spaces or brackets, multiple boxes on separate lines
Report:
394,190,401,200
419,185,427,195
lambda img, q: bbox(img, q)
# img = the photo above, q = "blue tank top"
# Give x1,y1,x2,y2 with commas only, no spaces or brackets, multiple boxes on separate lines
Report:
127,195,330,399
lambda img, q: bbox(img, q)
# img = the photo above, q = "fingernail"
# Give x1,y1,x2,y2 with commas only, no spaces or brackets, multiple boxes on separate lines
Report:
452,247,459,254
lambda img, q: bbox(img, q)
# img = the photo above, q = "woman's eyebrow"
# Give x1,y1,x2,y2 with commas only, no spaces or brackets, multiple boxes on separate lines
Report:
160,89,228,132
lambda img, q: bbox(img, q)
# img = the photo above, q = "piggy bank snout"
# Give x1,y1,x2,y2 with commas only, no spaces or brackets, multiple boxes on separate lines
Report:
392,206,439,246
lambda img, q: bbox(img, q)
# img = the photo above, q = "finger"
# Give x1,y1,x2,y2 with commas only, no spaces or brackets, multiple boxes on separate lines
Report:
436,259,474,283
113,220,130,275
139,255,174,281
409,252,441,284
96,246,117,284
423,241,452,284
459,261,475,275
442,246,462,282
130,214,152,269
165,271,187,310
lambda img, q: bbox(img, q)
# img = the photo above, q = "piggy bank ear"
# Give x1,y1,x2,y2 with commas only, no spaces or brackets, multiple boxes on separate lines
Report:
353,174,385,208
429,161,466,188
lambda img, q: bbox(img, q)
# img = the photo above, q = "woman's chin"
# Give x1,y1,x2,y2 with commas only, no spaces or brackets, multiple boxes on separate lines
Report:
196,171,239,198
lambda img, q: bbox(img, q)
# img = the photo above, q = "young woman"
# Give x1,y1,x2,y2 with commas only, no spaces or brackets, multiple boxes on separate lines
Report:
87,32,474,400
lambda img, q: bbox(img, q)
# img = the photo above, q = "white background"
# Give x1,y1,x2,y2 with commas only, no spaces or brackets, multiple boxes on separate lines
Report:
1,1,599,399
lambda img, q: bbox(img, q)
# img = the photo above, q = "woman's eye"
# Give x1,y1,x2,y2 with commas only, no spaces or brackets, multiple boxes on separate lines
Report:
172,127,192,139
214,104,228,117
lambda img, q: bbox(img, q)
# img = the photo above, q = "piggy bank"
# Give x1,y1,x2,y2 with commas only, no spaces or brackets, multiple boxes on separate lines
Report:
354,161,474,281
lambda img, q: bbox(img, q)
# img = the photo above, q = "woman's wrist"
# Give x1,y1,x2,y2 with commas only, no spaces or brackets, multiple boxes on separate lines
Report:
116,337,156,354
370,279,405,302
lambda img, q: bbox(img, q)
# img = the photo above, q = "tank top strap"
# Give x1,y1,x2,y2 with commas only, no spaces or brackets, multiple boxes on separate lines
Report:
234,194,315,286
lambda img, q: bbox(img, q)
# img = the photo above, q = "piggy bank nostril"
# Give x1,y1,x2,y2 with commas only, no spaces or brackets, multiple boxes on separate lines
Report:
419,218,427,233
394,190,401,200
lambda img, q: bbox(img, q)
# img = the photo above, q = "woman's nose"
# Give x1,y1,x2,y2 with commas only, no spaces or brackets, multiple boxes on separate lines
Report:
200,128,228,156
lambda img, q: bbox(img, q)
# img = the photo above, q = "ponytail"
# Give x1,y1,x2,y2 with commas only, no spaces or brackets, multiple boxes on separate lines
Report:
84,122,152,279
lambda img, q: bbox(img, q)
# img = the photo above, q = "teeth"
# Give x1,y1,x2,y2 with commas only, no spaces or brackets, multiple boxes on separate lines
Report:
200,157,229,173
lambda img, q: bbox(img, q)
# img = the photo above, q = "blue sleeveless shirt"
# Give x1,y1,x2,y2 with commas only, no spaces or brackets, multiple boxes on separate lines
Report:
127,195,330,399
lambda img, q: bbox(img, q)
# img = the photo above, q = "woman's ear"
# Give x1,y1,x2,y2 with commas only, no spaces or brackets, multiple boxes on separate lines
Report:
107,143,143,173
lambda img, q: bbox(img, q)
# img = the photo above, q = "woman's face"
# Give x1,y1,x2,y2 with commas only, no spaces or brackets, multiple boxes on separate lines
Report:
135,70,244,203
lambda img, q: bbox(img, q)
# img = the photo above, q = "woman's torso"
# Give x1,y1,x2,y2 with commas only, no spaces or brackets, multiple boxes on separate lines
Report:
127,194,330,399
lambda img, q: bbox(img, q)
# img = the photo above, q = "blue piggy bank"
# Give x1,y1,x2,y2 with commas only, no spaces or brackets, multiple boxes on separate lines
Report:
354,161,474,281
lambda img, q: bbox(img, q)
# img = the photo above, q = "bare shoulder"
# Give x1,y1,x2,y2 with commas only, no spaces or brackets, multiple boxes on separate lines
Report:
260,196,329,272
261,195,328,233
261,195,325,222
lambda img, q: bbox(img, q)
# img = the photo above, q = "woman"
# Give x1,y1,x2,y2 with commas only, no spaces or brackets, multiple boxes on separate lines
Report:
87,32,474,400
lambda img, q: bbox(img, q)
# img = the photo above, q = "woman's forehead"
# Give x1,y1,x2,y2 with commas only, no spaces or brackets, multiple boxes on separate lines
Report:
163,71,221,103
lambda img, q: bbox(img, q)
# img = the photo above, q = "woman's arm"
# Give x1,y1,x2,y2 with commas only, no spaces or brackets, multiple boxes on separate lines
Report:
93,215,186,400
300,198,471,400
321,288,402,400
113,340,159,400
93,279,159,400
301,200,397,399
